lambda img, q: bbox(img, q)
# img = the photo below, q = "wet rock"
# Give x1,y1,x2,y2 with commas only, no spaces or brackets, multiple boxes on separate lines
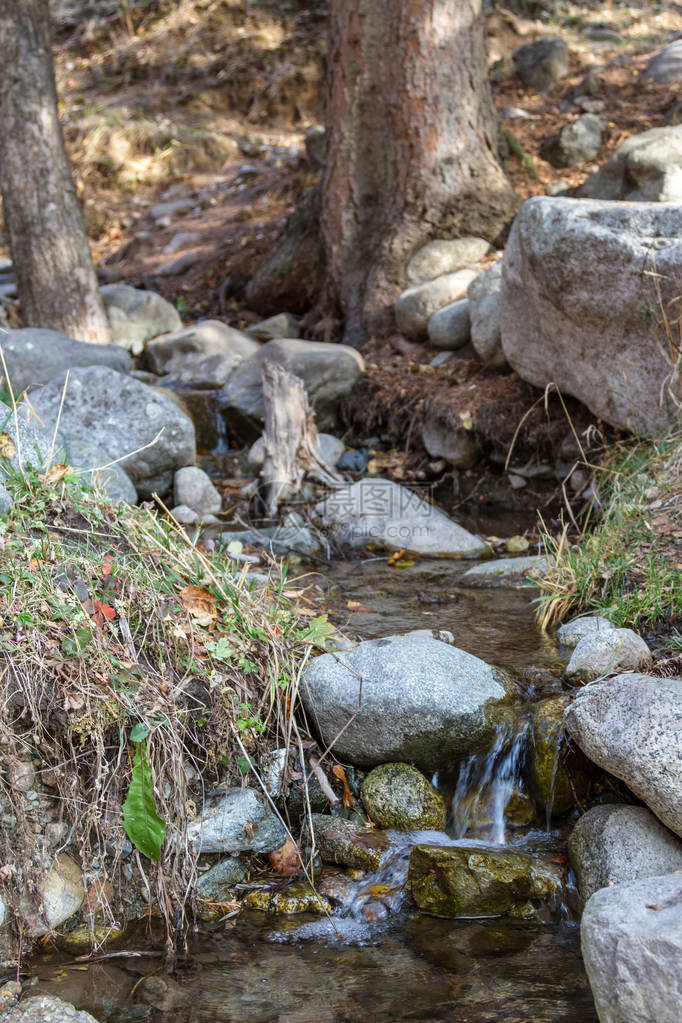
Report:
513,37,569,91
173,466,221,517
301,632,514,771
581,874,682,1023
556,615,614,650
565,628,651,683
501,196,682,435
459,556,548,588
565,674,682,838
544,114,603,168
421,410,480,469
405,238,493,287
245,882,332,915
528,695,583,817
581,126,682,202
468,262,505,367
137,975,191,1013
57,436,137,505
0,328,131,395
187,787,286,854
31,367,196,500
196,857,247,901
360,764,445,831
100,283,182,355
569,804,682,902
395,268,478,341
0,995,98,1022
316,478,486,557
22,854,85,937
222,339,364,429
248,432,344,472
247,313,300,341
310,814,392,871
642,40,682,84
55,925,125,956
426,298,471,350
408,843,561,918
145,320,259,376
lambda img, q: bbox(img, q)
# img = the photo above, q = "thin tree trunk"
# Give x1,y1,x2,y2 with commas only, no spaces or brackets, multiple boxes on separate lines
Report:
0,0,111,344
322,0,517,347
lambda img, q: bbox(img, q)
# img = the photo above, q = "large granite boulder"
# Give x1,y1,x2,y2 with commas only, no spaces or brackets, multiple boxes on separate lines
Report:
145,320,259,375
569,804,682,901
0,328,130,395
30,367,196,499
100,284,182,355
581,875,682,1023
565,627,651,683
642,40,682,84
221,339,364,429
580,126,682,202
316,478,486,556
301,632,514,771
501,197,682,435
564,674,682,838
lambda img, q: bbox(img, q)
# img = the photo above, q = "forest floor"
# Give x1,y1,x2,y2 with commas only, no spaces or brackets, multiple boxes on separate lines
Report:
2,0,681,519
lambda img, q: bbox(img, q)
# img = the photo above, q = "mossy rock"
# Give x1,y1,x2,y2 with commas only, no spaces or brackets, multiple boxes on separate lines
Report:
310,813,392,871
462,787,535,833
245,882,331,915
407,844,562,918
55,924,125,955
360,763,445,831
528,696,586,816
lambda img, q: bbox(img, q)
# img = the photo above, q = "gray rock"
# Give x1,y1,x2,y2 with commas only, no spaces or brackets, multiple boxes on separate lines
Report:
22,854,84,937
196,857,246,900
468,262,506,367
513,37,569,91
145,320,260,376
581,875,682,1023
31,367,196,499
421,411,480,469
544,114,603,168
309,814,392,871
0,328,131,396
564,674,682,838
565,628,651,683
459,556,549,588
0,400,52,475
156,251,201,277
395,269,478,341
222,339,364,429
219,523,320,558
0,481,11,515
642,40,682,84
406,238,493,287
150,198,195,220
248,432,344,472
305,125,326,169
58,436,138,504
361,763,445,831
187,787,286,854
664,101,682,127
0,995,98,1022
300,632,514,770
427,299,471,350
501,197,682,435
163,231,201,254
316,478,486,557
173,465,221,516
170,504,199,524
569,804,682,901
158,352,239,390
557,615,615,649
247,313,300,342
100,284,182,356
581,126,682,202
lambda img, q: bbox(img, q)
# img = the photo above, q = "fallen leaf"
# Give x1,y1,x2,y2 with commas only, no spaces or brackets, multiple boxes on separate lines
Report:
243,819,258,842
268,837,301,877
42,464,69,484
369,884,391,897
347,601,377,613
332,764,354,809
179,585,217,626
0,433,16,459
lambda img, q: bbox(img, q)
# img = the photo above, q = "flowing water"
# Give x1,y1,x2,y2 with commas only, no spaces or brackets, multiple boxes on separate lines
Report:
25,552,597,1022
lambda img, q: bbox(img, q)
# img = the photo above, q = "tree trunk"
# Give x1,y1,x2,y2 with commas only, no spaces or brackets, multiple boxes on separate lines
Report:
0,0,111,344
322,0,517,348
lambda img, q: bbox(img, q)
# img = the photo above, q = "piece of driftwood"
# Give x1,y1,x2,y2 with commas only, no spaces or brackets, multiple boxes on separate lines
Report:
260,361,343,517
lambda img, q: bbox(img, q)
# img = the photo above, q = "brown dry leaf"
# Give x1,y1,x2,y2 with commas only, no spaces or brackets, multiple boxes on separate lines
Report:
332,764,354,808
42,464,70,484
63,690,85,713
0,433,16,459
268,836,301,877
179,584,217,626
347,601,377,613
243,819,258,842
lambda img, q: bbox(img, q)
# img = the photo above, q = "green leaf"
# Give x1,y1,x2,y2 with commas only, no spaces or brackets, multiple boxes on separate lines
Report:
122,741,166,861
302,614,335,647
129,722,151,743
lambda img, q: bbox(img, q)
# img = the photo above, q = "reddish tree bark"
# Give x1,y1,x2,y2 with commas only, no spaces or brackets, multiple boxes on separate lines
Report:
322,0,517,347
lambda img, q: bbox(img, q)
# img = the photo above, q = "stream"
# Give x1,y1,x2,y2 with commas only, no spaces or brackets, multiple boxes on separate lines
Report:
24,546,598,1022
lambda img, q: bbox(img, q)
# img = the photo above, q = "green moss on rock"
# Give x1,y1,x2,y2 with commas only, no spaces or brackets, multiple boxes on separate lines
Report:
360,763,445,831
245,883,331,915
310,813,392,871
528,696,585,816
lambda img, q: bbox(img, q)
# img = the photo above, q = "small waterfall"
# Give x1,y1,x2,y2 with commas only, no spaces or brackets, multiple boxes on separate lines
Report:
451,720,530,845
